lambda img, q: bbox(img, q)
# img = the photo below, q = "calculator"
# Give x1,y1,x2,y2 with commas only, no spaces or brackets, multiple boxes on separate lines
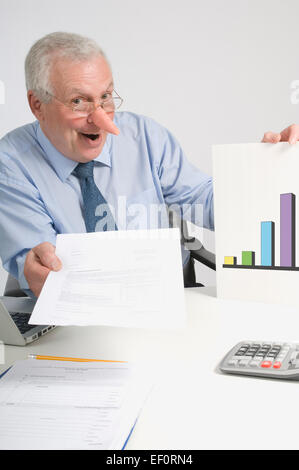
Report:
219,341,299,380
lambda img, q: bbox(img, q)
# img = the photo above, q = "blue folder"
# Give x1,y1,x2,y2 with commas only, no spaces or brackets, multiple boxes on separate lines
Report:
0,367,11,379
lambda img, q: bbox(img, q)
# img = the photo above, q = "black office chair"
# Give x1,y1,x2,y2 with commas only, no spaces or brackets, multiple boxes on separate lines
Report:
168,209,216,288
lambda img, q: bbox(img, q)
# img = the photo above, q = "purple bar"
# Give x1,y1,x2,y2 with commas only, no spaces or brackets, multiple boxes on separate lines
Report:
280,193,295,267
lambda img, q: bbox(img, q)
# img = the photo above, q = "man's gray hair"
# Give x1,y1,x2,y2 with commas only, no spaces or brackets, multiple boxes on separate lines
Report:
25,32,108,103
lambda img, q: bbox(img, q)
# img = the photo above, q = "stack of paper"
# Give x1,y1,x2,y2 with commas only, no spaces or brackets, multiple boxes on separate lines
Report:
0,359,151,450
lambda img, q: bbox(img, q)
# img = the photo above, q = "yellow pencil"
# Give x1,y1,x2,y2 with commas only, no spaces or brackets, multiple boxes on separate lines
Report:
28,354,127,363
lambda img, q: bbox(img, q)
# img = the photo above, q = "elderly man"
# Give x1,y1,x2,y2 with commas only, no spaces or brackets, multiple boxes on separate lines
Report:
0,32,297,298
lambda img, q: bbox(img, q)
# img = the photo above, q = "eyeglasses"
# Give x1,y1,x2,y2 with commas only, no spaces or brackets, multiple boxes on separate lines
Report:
44,89,123,115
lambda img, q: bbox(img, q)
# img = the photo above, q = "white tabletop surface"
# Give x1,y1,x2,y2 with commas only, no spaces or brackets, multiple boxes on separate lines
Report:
1,286,299,450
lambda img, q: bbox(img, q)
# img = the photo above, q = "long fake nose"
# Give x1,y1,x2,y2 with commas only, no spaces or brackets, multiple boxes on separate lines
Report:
88,106,120,135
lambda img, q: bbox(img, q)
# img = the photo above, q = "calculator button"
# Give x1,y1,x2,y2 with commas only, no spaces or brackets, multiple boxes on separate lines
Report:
261,361,272,368
273,362,281,369
239,358,251,366
249,360,261,367
228,359,239,366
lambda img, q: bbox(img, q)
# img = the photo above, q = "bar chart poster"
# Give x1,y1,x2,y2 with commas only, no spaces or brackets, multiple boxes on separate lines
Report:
213,142,299,308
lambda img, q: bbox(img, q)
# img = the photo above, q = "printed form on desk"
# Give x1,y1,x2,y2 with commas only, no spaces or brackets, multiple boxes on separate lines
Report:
0,359,151,450
29,228,186,328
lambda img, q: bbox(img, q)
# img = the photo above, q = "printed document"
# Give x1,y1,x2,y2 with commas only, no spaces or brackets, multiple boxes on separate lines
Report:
0,359,151,450
29,229,185,328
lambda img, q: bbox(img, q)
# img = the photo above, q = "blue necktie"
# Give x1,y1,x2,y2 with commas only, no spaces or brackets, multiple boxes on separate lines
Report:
73,161,117,232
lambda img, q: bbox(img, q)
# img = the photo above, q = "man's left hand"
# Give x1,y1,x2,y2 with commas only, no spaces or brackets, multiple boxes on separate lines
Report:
262,124,299,144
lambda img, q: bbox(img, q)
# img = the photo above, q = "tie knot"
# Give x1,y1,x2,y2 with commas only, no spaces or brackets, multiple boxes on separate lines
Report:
73,161,95,180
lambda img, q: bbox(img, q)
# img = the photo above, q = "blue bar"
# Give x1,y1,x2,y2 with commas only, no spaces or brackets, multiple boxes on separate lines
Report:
261,221,275,266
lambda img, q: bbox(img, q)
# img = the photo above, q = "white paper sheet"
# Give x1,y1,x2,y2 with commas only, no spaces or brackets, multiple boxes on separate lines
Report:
0,359,151,450
213,142,299,308
29,229,185,328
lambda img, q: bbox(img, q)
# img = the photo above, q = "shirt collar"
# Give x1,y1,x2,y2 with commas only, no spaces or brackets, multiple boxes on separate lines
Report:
36,122,112,182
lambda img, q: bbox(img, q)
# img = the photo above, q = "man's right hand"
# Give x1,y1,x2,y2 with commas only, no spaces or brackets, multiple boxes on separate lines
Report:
24,242,62,297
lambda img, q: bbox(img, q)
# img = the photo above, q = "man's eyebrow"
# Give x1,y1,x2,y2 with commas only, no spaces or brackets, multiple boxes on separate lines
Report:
69,82,114,96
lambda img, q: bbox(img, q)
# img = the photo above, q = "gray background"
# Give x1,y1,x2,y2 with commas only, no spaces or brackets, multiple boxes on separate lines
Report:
0,0,299,293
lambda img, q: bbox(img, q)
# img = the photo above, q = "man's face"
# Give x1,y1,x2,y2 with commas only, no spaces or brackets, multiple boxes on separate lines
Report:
36,55,116,163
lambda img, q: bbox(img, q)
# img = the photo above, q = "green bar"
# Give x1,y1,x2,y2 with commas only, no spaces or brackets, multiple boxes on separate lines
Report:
242,251,255,266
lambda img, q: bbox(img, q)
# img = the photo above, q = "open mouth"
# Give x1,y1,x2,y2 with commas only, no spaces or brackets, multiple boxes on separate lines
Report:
80,133,100,141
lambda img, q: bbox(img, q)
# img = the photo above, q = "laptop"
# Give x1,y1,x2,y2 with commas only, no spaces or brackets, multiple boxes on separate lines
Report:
0,296,56,346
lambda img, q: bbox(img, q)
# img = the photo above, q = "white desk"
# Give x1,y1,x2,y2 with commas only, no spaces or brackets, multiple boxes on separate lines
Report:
1,286,299,450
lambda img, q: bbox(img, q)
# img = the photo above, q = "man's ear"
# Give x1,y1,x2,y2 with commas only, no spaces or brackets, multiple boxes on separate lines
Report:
27,90,45,121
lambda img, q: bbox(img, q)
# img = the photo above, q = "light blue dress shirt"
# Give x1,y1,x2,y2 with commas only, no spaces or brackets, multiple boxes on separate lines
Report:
0,111,214,290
